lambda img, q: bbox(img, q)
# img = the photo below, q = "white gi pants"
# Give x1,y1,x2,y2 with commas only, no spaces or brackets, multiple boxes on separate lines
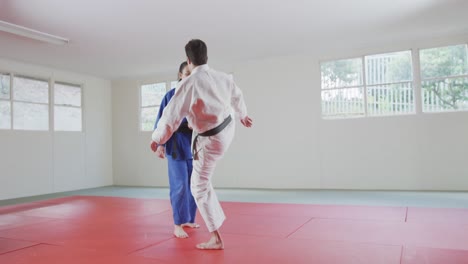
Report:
191,121,235,232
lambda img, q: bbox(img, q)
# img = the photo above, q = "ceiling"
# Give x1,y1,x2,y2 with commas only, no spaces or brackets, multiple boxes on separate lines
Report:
0,0,467,80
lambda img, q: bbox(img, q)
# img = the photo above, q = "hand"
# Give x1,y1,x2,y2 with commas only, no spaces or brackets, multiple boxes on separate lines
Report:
155,145,166,159
150,141,158,152
240,116,253,127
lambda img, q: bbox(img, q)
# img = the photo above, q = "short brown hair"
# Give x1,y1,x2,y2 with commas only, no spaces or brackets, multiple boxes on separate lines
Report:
185,39,208,66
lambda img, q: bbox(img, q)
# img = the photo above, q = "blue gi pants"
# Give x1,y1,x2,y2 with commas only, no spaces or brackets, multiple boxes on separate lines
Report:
167,156,197,225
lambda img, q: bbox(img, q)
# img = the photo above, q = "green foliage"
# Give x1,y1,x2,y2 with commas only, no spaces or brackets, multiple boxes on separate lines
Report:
321,58,362,87
386,53,412,83
421,45,468,78
421,45,468,110
321,46,468,113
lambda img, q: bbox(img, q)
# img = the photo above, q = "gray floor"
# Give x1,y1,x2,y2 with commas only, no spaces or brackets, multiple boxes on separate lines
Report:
1,186,468,208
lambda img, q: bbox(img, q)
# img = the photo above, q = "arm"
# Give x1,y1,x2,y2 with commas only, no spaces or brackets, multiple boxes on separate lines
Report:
230,78,253,127
154,94,169,130
152,82,192,144
150,93,170,153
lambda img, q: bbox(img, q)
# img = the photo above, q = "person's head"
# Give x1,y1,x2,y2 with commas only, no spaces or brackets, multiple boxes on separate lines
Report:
178,61,190,81
185,39,208,69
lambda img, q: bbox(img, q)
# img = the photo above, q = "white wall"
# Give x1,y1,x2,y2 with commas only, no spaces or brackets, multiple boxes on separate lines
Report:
0,58,113,200
112,33,468,191
112,77,170,187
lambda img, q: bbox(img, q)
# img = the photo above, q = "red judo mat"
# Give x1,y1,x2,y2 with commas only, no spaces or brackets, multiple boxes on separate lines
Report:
1,196,468,263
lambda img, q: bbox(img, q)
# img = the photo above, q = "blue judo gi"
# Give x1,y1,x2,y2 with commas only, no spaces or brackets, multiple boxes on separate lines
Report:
154,88,197,225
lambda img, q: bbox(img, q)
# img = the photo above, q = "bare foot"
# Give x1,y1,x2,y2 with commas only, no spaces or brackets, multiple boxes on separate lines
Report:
196,231,224,250
173,225,189,238
196,241,224,250
182,223,200,228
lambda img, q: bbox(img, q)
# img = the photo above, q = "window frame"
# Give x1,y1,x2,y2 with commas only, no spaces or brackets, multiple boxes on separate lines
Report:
320,49,416,119
419,43,468,113
53,81,84,132
0,72,12,129
320,57,366,119
11,74,50,131
0,71,85,132
139,81,168,132
365,50,415,116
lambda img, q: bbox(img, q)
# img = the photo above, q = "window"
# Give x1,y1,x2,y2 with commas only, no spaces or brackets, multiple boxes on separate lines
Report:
0,73,85,131
140,82,166,131
366,51,414,115
321,58,365,118
321,50,414,118
13,76,49,130
54,82,82,131
0,73,11,129
420,44,468,112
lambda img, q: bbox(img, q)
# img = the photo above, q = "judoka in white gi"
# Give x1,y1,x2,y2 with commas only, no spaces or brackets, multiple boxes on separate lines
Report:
151,39,253,249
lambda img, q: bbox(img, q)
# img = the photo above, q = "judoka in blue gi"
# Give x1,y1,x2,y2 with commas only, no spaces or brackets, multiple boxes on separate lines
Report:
150,61,199,238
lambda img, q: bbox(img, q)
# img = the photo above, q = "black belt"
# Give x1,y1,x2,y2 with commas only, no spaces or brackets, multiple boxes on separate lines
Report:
192,115,232,160
171,122,192,159
176,122,192,134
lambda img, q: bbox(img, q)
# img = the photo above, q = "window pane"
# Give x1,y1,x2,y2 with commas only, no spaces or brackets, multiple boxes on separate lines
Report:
321,88,365,118
55,83,81,107
0,100,11,129
366,51,413,85
420,44,468,79
321,58,363,89
141,107,158,131
141,82,166,107
367,83,414,116
0,73,10,100
170,81,178,89
14,76,49,103
422,77,468,112
54,106,82,131
13,102,49,130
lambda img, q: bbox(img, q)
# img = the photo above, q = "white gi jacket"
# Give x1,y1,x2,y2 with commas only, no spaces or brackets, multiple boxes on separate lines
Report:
152,64,247,145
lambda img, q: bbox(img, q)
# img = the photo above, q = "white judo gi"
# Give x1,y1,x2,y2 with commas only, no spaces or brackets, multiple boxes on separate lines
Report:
152,64,248,232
